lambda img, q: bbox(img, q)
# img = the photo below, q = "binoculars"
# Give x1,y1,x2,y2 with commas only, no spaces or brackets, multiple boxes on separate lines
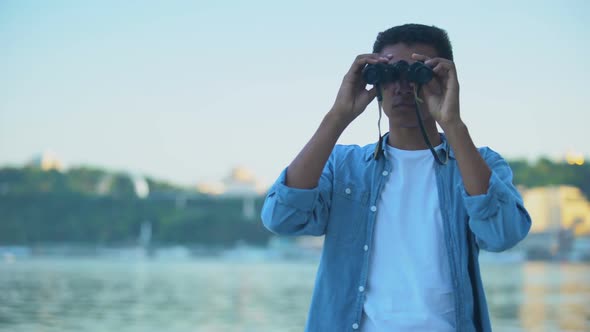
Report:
362,60,433,85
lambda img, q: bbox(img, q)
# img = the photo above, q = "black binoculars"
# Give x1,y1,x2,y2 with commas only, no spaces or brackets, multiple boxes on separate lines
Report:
362,60,433,85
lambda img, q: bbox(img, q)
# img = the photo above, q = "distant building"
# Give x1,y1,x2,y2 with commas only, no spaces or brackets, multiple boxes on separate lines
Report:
196,182,225,195
196,166,267,220
132,176,150,199
523,185,590,236
564,150,585,166
28,150,63,171
221,167,262,198
196,166,267,197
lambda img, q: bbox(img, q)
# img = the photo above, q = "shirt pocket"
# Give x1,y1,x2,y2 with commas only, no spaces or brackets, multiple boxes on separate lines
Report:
327,180,370,245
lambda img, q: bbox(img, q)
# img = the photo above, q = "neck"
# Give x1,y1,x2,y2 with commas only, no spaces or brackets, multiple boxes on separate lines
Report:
386,120,441,150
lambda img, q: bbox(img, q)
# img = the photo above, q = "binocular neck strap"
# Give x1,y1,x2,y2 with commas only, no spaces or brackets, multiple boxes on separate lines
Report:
373,84,384,160
373,84,449,165
413,85,448,165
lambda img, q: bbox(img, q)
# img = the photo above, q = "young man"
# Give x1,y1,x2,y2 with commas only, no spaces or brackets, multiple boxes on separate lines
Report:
261,24,531,332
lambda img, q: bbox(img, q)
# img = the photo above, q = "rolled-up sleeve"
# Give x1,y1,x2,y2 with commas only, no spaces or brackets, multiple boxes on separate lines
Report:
464,148,532,252
260,156,334,236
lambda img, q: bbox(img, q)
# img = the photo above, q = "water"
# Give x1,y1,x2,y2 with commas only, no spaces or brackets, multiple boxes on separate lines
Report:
0,258,588,332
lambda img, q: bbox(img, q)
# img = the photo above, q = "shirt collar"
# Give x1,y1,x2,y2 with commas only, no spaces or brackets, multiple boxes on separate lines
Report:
364,132,456,162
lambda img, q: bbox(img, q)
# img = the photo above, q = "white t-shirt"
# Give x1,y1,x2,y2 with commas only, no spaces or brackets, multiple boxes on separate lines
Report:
362,143,455,332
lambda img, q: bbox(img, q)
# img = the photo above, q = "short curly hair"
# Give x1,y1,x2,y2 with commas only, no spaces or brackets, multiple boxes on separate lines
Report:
373,24,454,61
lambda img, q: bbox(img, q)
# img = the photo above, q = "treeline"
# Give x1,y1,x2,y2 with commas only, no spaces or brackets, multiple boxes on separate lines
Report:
0,166,270,246
0,192,269,246
0,166,180,197
509,158,590,198
0,158,588,246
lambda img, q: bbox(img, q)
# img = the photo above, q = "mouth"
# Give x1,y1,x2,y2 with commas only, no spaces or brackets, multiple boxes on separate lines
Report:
392,97,416,107
393,101,416,108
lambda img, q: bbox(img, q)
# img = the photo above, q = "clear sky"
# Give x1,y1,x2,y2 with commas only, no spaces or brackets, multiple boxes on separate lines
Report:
0,0,588,187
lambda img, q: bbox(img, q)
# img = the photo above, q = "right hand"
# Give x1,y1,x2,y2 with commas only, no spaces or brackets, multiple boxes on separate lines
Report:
330,53,392,124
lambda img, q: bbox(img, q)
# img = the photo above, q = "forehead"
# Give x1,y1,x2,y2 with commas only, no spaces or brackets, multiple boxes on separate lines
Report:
379,43,438,60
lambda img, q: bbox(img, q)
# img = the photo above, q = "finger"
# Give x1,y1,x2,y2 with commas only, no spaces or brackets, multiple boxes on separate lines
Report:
425,58,453,68
348,53,390,75
432,62,452,75
421,78,443,95
365,85,378,101
356,85,378,109
431,63,458,94
411,53,430,61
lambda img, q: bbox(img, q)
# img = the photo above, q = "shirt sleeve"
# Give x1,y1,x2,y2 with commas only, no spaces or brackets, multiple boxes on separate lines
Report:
463,148,532,252
260,153,334,236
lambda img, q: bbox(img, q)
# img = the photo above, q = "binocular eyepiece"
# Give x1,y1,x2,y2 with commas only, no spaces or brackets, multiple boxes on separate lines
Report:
362,60,433,86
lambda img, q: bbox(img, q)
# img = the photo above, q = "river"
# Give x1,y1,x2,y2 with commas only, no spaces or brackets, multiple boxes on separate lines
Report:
0,258,588,331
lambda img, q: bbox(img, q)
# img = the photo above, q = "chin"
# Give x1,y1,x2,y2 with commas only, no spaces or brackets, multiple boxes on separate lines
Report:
388,112,434,129
399,122,420,129
393,105,415,112
389,118,420,128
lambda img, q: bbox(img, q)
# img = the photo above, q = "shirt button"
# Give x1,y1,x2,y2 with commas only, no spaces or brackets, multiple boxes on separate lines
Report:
358,286,365,292
382,170,389,176
345,188,352,194
363,245,368,251
352,323,359,330
370,205,377,212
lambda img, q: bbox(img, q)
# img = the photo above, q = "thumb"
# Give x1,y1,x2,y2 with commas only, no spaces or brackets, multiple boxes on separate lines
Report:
367,86,378,99
361,86,378,106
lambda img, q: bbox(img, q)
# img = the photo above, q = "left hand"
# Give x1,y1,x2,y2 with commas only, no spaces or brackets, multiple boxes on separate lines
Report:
411,53,462,129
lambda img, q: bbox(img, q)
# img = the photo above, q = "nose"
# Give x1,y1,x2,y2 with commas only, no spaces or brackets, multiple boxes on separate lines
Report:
392,79,413,95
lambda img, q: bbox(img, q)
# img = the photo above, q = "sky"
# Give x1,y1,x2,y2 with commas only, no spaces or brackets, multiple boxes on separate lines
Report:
0,0,588,188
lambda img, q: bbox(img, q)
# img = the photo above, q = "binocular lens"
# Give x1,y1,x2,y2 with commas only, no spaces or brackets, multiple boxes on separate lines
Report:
363,66,381,85
362,60,433,85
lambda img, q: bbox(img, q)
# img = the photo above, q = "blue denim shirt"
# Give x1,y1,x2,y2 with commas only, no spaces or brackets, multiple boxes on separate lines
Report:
261,133,531,332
